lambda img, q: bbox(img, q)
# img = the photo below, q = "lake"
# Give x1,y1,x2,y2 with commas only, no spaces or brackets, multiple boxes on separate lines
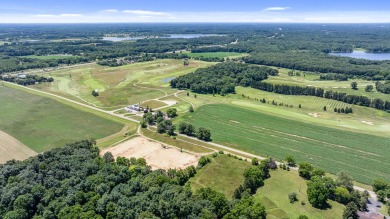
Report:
329,51,390,61
103,34,223,41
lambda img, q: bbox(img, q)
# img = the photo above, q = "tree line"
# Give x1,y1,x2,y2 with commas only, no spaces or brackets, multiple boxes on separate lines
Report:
252,81,390,112
0,74,54,86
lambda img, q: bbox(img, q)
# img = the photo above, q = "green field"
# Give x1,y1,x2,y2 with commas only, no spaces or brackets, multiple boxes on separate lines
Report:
22,55,81,60
255,169,344,218
32,59,214,108
187,52,246,58
265,67,390,102
0,85,124,152
177,88,390,137
189,154,251,198
181,104,390,184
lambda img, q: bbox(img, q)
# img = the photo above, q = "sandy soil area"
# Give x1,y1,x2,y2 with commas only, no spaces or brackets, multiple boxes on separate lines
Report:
361,120,374,126
309,112,321,118
0,130,37,163
100,136,198,170
159,100,177,106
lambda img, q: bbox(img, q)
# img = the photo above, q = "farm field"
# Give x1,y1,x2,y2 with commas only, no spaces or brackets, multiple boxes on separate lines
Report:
0,130,37,163
180,104,390,184
255,169,344,219
177,88,390,137
32,59,214,108
186,52,247,58
189,154,251,198
0,85,124,153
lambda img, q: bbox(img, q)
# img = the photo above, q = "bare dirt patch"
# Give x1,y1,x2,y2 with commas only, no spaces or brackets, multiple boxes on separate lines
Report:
229,120,241,124
100,136,198,170
159,100,177,106
309,113,321,118
361,120,374,126
0,130,37,163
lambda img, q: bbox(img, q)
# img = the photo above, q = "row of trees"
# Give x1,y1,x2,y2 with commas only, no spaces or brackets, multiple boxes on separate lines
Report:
171,62,277,95
0,74,54,86
252,81,390,112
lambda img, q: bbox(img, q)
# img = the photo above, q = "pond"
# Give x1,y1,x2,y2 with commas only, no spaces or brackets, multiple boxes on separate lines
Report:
329,51,390,61
161,77,175,83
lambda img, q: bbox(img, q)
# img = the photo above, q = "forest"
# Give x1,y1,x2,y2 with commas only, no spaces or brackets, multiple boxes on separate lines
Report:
170,62,277,95
0,140,269,219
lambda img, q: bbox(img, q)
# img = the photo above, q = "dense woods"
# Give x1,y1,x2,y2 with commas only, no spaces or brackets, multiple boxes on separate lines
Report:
170,62,276,95
0,140,267,219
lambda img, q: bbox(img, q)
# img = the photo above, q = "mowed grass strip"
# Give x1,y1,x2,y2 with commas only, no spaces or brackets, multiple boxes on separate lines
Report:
0,85,123,152
182,104,390,184
189,154,251,199
187,52,245,58
255,169,344,218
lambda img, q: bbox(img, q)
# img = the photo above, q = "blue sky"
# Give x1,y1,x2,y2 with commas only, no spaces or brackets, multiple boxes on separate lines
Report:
1,0,390,23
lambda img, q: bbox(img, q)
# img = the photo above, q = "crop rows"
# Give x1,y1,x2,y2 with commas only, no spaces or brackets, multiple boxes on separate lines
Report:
182,104,390,184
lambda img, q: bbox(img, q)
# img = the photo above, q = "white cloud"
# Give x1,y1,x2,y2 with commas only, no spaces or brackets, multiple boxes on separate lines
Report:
100,9,119,13
264,7,291,12
122,10,170,16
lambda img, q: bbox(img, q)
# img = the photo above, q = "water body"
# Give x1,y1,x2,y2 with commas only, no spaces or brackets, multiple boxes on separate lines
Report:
103,34,223,41
329,51,390,61
161,77,175,83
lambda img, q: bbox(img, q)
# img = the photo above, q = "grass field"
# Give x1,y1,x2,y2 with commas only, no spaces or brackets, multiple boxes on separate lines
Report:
140,100,167,109
0,85,124,152
32,59,214,108
255,169,344,218
189,154,251,198
180,104,390,184
177,88,390,137
22,55,81,60
265,67,390,102
186,52,246,58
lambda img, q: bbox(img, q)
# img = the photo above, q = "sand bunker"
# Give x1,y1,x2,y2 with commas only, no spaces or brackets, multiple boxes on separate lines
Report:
361,120,374,126
100,136,198,170
309,113,321,118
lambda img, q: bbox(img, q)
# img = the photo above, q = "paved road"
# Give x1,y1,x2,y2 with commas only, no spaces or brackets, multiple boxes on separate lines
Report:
1,80,379,200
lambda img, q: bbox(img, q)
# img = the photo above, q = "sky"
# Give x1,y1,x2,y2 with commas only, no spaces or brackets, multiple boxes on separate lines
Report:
1,0,390,23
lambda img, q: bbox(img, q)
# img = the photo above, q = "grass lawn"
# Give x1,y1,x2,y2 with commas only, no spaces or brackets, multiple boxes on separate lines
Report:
0,84,124,152
32,59,214,108
140,100,167,109
264,67,390,102
177,89,390,138
22,55,81,60
180,104,390,184
255,169,344,219
187,52,247,58
189,154,251,198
